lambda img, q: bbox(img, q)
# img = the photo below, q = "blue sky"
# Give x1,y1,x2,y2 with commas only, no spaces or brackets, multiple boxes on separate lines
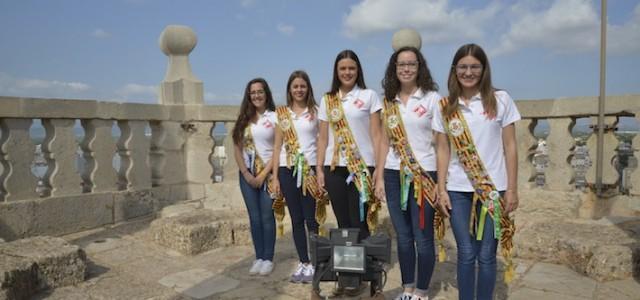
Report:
0,0,639,105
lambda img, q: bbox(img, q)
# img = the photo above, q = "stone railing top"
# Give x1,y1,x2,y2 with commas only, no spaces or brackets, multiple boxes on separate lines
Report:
516,94,638,119
0,96,238,122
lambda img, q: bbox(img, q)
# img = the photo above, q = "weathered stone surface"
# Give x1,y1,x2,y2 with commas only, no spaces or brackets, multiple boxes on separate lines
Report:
149,209,250,255
515,262,597,299
515,218,640,281
586,245,639,281
0,236,86,299
158,269,239,299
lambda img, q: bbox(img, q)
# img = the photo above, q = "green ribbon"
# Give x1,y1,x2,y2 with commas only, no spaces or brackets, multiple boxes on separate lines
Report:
292,152,305,188
476,205,488,241
400,166,413,211
493,196,502,240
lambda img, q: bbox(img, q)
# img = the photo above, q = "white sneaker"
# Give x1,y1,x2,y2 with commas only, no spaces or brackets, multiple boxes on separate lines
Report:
394,292,413,300
301,264,314,283
259,260,274,275
290,262,305,283
249,259,263,275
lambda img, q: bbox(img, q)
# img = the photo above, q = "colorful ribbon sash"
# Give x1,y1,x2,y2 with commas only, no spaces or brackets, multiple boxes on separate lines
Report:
243,125,287,237
382,98,447,262
326,94,380,232
438,97,515,283
276,106,329,236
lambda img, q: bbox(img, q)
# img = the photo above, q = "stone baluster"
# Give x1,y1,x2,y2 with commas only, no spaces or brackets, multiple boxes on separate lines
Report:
116,120,151,190
586,116,619,186
149,121,166,187
545,118,574,191
159,121,186,185
80,119,117,192
224,121,238,181
631,114,640,196
516,118,538,189
184,122,214,184
41,119,81,196
0,119,38,201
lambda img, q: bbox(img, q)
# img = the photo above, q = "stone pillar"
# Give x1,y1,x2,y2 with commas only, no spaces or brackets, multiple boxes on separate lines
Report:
586,116,618,186
224,121,239,181
42,119,81,196
516,119,537,189
158,25,203,105
631,114,640,196
184,122,214,184
0,119,38,201
545,118,574,191
116,120,151,190
80,119,117,192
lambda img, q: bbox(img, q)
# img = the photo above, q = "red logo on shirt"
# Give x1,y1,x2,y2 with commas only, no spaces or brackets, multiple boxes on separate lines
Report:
306,114,315,121
482,111,496,120
353,99,364,108
413,105,427,117
263,120,273,128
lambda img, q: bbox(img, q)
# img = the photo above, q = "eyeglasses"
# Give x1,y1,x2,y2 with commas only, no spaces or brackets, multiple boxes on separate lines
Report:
455,64,483,73
250,90,265,96
396,61,419,70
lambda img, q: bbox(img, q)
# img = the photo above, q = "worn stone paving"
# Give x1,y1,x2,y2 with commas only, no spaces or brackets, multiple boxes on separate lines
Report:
30,216,640,300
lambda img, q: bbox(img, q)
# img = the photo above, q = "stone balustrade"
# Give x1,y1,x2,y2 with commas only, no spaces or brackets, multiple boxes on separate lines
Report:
0,24,637,242
515,95,639,195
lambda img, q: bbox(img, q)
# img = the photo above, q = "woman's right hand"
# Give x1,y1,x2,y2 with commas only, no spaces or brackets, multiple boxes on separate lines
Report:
438,191,452,217
374,177,386,203
242,171,256,187
271,178,281,196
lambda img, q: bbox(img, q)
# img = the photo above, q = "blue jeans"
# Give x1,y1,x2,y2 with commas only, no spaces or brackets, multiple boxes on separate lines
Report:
384,169,436,291
239,172,276,261
449,191,500,300
278,167,318,263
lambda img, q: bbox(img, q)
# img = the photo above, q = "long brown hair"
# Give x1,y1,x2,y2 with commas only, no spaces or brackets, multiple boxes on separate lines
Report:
231,78,276,146
286,70,317,116
328,49,366,95
381,46,438,102
445,43,496,118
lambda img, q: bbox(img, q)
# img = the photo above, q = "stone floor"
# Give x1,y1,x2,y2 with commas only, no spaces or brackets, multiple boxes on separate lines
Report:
31,215,640,300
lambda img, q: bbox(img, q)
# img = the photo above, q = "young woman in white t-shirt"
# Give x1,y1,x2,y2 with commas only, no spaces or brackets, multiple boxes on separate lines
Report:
433,44,520,300
375,46,440,300
271,70,319,284
232,78,278,276
316,50,382,243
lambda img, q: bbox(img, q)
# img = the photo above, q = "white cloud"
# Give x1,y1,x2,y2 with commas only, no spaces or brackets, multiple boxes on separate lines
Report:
0,72,91,99
494,0,599,55
91,28,111,39
116,83,157,99
342,0,500,43
608,4,640,55
277,23,295,36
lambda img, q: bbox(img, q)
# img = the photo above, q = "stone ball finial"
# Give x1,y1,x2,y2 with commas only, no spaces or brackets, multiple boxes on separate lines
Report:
392,28,422,51
159,25,197,56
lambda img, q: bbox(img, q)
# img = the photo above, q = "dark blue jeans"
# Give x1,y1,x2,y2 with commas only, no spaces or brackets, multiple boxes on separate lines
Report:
239,172,276,261
384,169,436,291
448,191,500,300
278,167,318,263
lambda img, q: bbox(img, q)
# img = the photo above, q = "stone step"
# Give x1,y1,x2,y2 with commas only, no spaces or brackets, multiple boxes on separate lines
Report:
0,236,86,300
515,217,640,281
148,208,252,255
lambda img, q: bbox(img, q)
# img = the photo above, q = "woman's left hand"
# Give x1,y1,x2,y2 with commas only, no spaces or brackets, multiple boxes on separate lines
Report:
253,173,267,189
504,190,519,213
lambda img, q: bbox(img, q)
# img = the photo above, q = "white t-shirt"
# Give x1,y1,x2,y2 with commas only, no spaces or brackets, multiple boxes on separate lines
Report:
384,89,441,171
275,106,319,167
432,90,521,192
318,87,382,167
243,110,277,169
